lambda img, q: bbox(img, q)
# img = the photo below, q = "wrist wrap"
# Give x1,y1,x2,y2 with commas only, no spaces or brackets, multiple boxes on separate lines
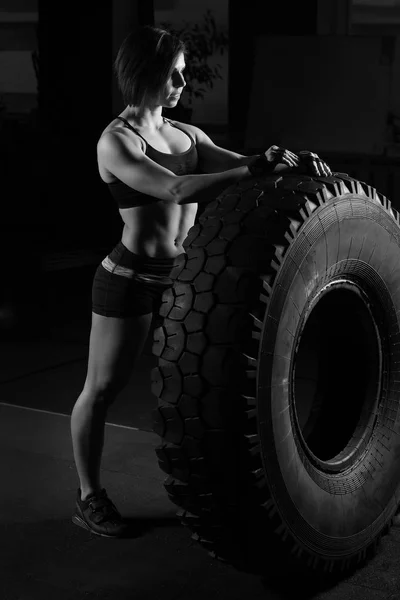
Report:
248,154,273,177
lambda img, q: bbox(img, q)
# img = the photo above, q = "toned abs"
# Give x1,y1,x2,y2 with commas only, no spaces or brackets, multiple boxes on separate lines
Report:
119,201,197,258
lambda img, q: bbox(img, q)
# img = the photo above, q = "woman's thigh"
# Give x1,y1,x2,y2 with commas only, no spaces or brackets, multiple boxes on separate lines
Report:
86,244,177,397
83,311,153,397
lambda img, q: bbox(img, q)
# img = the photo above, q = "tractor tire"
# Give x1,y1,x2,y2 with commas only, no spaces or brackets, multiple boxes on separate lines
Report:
151,172,400,577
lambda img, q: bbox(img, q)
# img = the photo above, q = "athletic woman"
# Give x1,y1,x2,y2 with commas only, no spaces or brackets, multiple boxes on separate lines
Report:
70,25,332,538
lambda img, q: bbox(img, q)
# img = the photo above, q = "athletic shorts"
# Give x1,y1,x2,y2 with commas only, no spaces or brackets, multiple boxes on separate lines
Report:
92,241,184,318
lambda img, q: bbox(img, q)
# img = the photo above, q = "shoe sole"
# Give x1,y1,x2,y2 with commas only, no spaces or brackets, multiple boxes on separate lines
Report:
71,514,125,538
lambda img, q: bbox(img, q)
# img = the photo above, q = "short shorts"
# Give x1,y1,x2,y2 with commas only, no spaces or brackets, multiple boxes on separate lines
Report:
92,241,183,318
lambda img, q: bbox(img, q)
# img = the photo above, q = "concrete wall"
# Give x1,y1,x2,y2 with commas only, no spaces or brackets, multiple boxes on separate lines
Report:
0,1,38,113
243,1,400,157
154,0,228,125
0,0,36,9
245,35,392,155
349,0,400,154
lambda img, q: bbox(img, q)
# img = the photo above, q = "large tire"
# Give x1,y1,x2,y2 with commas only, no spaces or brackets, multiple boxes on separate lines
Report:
151,172,400,577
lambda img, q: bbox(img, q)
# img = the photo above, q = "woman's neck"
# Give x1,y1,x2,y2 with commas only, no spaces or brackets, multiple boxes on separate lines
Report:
122,105,164,132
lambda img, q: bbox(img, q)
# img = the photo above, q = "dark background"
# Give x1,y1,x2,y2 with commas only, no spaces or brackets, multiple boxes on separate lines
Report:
3,6,400,598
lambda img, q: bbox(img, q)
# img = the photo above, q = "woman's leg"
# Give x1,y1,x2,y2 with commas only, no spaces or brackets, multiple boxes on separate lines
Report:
70,311,153,500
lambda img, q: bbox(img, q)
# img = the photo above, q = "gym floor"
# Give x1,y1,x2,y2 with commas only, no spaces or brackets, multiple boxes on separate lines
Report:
1,260,400,600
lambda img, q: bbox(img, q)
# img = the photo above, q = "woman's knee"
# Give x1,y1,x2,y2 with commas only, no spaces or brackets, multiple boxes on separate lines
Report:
81,311,153,405
82,375,127,407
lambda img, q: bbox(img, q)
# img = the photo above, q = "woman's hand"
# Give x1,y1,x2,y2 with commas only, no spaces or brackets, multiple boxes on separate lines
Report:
296,150,332,177
264,145,300,169
248,145,300,177
248,146,332,178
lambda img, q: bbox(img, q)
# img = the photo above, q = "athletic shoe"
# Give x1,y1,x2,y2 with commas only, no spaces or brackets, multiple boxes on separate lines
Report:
72,488,128,538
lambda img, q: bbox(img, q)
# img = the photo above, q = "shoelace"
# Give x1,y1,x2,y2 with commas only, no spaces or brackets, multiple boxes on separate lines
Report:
87,497,120,524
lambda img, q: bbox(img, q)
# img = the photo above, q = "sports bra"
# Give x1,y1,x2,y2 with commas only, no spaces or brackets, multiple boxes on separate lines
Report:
106,116,199,209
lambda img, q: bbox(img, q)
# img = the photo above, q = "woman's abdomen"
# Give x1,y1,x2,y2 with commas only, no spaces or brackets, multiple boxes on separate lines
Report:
120,201,197,258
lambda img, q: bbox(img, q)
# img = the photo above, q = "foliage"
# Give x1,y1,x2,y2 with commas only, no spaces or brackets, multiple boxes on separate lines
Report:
161,9,228,109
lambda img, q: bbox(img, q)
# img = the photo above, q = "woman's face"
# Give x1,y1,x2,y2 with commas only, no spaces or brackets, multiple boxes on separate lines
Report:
160,52,186,107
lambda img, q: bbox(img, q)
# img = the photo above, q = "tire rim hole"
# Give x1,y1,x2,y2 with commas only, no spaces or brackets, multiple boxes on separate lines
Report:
293,284,382,470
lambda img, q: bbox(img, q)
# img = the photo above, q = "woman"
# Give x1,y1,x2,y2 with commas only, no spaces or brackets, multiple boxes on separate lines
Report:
70,25,332,538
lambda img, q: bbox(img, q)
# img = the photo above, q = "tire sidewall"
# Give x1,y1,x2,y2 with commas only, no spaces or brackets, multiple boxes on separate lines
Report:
257,195,400,548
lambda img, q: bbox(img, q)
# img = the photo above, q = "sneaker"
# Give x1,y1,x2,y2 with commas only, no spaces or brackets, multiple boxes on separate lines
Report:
72,488,128,538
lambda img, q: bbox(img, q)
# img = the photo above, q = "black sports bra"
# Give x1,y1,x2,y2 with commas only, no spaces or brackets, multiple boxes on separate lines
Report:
106,116,199,209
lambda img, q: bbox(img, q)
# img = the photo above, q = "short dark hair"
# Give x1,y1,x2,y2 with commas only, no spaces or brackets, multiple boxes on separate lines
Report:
114,25,186,108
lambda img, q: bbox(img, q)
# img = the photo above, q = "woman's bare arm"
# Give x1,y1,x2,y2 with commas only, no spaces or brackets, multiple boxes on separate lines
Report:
98,130,262,206
173,167,253,205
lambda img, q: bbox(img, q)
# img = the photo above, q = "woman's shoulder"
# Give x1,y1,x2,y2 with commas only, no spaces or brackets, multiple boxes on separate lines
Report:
98,119,145,153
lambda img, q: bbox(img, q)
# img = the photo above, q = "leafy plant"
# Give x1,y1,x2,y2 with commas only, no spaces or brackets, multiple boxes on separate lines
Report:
161,10,228,110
